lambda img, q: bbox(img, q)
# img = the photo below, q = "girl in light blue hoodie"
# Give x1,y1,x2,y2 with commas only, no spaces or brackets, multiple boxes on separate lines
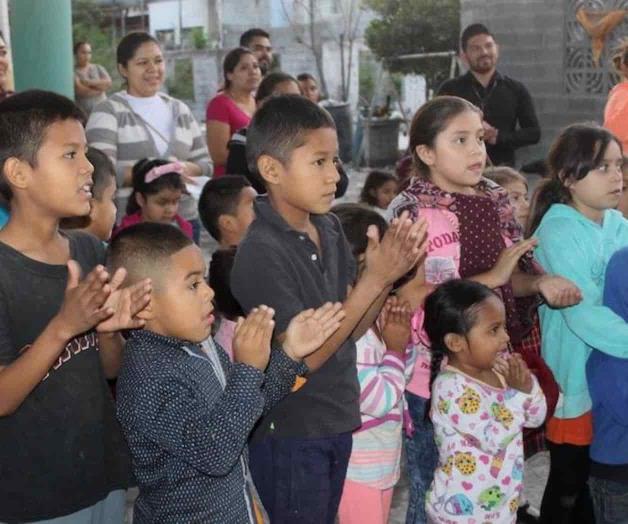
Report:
529,123,628,524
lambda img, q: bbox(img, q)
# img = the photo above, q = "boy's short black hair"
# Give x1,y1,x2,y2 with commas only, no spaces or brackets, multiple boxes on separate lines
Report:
198,175,252,242
255,72,299,104
87,148,117,200
246,94,336,175
107,222,193,290
0,90,86,201
460,23,493,51
239,28,270,48
209,247,244,321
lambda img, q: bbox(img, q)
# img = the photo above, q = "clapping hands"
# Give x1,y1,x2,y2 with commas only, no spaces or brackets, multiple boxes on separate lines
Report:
365,211,428,288
380,296,413,354
57,261,152,340
493,353,533,394
283,302,345,361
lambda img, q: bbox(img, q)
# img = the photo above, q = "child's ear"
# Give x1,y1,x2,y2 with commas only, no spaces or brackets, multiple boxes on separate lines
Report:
218,213,235,234
136,301,156,322
444,333,465,354
257,155,282,185
415,145,435,167
135,192,146,209
369,187,378,198
3,157,31,192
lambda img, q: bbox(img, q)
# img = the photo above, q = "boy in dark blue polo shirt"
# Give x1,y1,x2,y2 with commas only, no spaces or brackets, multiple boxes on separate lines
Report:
587,246,628,524
231,95,427,523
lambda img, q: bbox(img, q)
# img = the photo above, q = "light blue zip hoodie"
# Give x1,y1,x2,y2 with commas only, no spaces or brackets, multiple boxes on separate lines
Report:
533,204,628,419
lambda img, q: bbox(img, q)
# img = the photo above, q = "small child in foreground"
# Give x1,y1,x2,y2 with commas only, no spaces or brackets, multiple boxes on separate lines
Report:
333,203,417,524
0,90,150,523
61,147,117,241
231,95,427,523
424,279,546,523
109,222,345,523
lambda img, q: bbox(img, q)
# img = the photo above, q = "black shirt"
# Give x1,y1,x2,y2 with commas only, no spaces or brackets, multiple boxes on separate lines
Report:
0,232,132,522
438,71,541,167
231,196,360,440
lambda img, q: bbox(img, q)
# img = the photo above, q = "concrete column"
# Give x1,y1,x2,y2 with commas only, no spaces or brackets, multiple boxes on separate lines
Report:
9,0,74,97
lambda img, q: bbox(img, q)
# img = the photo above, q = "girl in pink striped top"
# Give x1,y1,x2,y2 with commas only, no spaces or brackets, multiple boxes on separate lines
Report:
333,204,418,524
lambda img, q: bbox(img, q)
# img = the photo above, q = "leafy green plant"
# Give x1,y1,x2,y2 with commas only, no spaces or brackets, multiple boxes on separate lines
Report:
191,27,208,50
364,0,460,90
166,58,194,101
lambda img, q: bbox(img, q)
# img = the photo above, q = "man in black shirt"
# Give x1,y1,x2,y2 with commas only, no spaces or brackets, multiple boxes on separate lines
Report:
438,24,541,167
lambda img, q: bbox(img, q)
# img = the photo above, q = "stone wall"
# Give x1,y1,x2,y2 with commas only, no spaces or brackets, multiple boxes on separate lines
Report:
461,0,627,167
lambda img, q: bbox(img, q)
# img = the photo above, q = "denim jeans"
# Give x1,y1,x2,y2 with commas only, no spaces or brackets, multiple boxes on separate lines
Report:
404,392,438,524
590,477,628,524
248,433,352,524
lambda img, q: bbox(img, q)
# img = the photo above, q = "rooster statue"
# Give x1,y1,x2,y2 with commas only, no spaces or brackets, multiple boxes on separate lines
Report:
576,8,626,66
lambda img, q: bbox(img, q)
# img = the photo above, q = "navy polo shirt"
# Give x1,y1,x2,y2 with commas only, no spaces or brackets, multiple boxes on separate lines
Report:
231,196,360,440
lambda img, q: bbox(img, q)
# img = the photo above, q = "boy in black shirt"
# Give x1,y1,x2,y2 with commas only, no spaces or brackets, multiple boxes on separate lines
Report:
231,95,428,523
0,90,150,522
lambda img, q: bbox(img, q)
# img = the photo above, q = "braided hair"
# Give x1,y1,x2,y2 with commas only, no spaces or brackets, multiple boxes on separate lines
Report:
423,279,497,417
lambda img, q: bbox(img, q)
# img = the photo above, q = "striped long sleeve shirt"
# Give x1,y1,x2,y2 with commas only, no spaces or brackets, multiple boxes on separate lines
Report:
86,91,211,220
345,328,416,489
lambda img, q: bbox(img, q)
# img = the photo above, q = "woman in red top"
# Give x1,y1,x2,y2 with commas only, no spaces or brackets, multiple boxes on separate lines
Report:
206,47,261,177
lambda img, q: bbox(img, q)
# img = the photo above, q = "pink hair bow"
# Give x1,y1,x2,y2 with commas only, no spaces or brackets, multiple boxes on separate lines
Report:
145,161,185,183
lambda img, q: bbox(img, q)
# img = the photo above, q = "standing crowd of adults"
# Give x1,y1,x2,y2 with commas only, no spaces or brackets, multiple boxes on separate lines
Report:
79,26,329,232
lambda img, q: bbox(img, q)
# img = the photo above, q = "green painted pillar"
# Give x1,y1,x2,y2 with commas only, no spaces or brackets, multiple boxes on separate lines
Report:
9,0,73,97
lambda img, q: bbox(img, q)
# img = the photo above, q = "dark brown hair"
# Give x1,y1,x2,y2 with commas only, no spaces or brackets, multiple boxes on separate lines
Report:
409,96,481,179
360,170,397,206
223,47,255,90
117,32,159,68
527,123,622,235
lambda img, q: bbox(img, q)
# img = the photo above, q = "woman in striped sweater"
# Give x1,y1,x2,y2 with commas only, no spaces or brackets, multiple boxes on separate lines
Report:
86,32,211,243
333,204,418,524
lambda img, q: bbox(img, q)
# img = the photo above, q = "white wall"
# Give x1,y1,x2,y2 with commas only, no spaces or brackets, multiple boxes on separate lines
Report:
148,0,208,33
221,0,271,28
